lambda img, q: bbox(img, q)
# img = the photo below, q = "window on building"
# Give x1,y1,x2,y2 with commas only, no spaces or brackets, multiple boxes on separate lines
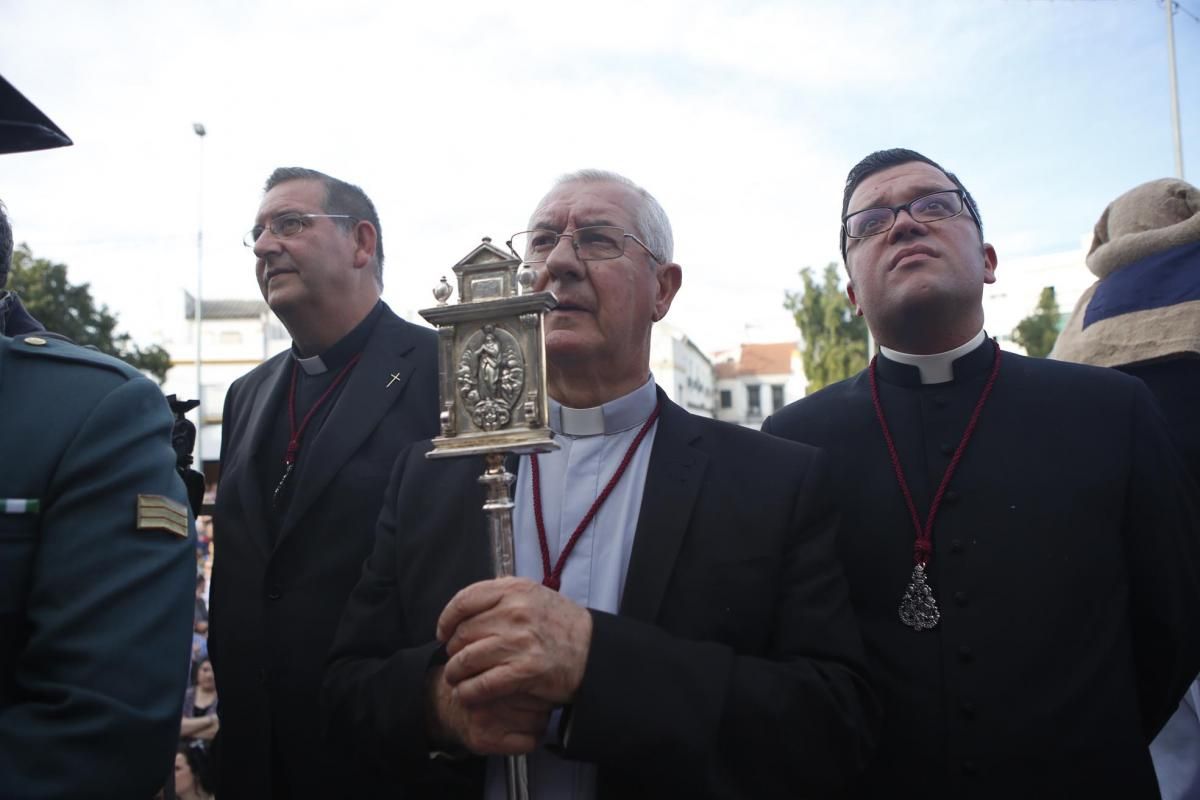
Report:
720,389,732,409
746,384,761,419
771,384,785,412
219,330,243,345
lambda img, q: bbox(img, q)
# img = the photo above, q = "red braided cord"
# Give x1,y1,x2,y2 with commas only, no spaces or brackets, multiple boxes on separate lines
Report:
869,341,1001,566
285,353,363,464
531,403,661,591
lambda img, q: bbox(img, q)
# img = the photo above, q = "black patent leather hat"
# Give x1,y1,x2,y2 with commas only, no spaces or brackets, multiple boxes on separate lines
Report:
0,73,72,155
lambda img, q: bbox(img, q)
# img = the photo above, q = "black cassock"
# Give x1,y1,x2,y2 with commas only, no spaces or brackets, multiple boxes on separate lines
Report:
764,338,1200,800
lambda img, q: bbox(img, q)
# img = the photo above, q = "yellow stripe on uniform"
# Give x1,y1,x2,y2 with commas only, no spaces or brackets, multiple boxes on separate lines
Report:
136,494,189,538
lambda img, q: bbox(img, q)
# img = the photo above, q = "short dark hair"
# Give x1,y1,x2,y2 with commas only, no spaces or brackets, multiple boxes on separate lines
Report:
189,657,211,686
177,742,215,795
0,200,12,289
264,167,384,287
839,148,983,262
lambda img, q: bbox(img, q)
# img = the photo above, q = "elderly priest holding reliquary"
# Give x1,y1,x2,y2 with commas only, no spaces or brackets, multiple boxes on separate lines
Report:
322,169,878,799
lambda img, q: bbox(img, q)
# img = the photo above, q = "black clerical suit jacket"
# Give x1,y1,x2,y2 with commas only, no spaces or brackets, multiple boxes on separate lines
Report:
323,392,880,799
210,306,439,799
762,340,1200,800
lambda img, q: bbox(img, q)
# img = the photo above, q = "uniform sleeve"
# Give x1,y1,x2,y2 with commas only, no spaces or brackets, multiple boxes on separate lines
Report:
560,450,879,797
0,376,197,799
1124,381,1200,739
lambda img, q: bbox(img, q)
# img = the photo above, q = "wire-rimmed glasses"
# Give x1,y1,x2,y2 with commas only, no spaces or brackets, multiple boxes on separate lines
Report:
507,226,662,264
243,213,358,247
843,189,975,240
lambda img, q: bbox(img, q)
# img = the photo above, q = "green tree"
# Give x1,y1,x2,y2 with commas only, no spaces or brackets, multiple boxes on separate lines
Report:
1012,286,1061,358
9,243,172,383
784,262,869,393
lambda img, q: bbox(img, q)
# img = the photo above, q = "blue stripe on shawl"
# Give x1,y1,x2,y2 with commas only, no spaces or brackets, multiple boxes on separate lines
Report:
1084,239,1200,328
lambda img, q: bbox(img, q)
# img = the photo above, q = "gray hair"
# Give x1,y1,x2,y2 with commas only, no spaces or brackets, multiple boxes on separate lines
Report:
263,167,384,288
547,169,674,264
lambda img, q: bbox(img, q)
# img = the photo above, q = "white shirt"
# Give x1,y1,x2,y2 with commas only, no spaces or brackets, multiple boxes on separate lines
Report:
484,377,660,800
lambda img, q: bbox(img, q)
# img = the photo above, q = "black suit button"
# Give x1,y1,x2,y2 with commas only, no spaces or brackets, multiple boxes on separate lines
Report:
258,668,268,685
267,586,282,600
933,395,948,408
944,490,960,504
954,591,969,607
958,645,974,663
940,441,955,456
961,702,977,719
962,760,978,776
950,539,964,554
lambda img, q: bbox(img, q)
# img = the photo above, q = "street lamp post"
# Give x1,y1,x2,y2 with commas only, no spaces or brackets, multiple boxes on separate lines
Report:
1165,0,1186,179
193,122,206,467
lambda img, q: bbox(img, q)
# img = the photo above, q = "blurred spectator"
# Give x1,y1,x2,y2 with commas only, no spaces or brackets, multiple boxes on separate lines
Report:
195,515,213,560
1052,176,1200,800
191,619,209,668
1053,176,1200,481
181,658,219,743
194,574,209,625
175,743,215,800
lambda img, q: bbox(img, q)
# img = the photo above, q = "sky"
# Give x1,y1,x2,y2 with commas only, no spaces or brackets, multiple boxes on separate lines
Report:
2,0,1197,354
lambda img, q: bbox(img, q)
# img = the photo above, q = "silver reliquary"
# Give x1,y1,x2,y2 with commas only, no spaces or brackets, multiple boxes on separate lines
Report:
419,238,560,459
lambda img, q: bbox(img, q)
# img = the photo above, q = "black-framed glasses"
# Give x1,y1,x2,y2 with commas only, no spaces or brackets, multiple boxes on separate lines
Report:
506,226,663,264
243,213,358,247
843,189,975,240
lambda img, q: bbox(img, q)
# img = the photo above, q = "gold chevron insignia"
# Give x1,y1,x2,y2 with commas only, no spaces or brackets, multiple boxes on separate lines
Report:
136,495,189,539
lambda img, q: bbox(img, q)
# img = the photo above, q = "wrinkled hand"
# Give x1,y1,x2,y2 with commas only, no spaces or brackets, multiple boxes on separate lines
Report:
437,577,593,707
426,665,553,755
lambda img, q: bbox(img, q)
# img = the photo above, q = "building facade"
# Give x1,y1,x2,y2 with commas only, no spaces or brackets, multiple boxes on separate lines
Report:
712,342,805,428
160,293,291,470
650,321,716,418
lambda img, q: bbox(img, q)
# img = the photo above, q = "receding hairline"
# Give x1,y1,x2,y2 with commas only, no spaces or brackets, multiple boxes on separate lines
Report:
256,177,328,215
526,169,675,263
527,179,641,226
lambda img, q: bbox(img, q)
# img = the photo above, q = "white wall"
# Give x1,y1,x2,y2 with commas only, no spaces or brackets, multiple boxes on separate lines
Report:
160,307,291,464
650,322,716,417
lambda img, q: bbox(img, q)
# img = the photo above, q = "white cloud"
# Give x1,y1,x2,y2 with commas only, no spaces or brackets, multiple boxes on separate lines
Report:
2,0,1196,354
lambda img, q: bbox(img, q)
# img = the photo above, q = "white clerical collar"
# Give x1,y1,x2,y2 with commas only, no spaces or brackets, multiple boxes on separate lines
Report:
549,377,657,437
880,329,986,385
293,353,328,376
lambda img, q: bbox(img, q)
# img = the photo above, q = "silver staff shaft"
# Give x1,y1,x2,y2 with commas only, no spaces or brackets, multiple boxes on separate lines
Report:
479,453,530,800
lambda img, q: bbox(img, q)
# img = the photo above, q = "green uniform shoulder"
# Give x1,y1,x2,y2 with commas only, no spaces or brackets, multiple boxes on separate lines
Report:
3,333,143,380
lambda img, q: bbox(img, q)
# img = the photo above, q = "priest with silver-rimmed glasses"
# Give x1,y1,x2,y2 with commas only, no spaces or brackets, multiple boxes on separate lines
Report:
324,169,878,798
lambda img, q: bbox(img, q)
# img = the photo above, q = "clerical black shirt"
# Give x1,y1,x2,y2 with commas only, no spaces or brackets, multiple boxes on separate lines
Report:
256,301,385,542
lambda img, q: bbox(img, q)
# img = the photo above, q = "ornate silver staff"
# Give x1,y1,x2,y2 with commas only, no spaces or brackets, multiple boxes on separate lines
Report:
420,238,558,800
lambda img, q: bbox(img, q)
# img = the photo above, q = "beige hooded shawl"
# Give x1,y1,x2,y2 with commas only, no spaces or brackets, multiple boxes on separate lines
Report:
1051,178,1200,367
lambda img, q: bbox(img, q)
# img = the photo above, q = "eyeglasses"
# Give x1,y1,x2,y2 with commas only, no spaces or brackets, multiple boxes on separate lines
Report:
507,226,663,264
843,189,976,240
243,213,358,247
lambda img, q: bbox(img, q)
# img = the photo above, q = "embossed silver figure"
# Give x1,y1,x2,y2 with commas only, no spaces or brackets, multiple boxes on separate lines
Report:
898,563,940,631
420,238,559,800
